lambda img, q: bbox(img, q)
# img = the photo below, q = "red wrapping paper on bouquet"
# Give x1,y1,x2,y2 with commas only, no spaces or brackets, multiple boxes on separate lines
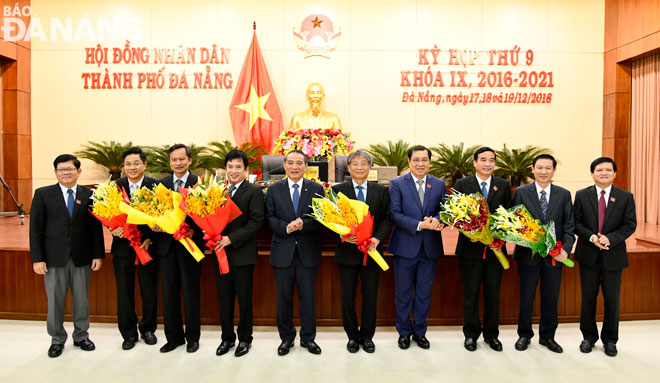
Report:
179,190,243,274
90,212,153,266
342,212,375,266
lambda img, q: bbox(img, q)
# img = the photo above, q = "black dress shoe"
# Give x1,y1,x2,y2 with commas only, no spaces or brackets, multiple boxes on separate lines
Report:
216,340,235,356
73,338,96,351
141,331,157,345
186,341,199,353
362,339,375,353
122,337,136,350
346,339,359,353
277,339,294,356
398,335,411,350
48,344,64,358
412,335,430,349
579,339,595,353
604,343,618,357
159,339,185,353
235,342,251,357
539,338,563,353
515,337,530,351
484,338,503,351
464,337,477,351
301,340,322,355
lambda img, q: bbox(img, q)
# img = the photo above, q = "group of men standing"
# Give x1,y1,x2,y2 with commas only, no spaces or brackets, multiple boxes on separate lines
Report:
29,144,636,359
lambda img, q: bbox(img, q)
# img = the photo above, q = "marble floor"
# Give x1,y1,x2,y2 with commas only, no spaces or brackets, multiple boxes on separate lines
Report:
0,319,658,383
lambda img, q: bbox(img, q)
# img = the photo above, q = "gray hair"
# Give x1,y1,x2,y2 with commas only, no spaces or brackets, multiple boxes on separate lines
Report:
347,150,374,167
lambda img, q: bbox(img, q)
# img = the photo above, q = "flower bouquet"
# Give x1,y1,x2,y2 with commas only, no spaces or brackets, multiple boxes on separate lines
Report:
90,179,152,265
491,205,574,267
439,191,509,269
119,183,205,262
308,188,389,271
273,128,354,160
179,173,243,274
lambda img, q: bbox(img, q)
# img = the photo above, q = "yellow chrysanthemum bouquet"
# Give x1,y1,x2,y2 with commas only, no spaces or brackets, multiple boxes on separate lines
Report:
119,183,205,262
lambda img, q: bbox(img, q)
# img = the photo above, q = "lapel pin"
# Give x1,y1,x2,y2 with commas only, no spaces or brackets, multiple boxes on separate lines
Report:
610,197,616,202
427,183,431,189
76,200,81,204
493,186,498,191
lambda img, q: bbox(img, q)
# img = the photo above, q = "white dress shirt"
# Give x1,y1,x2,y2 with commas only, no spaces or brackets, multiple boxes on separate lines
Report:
59,183,78,209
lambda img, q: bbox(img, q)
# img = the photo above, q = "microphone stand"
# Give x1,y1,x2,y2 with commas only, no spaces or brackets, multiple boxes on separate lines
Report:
0,173,25,225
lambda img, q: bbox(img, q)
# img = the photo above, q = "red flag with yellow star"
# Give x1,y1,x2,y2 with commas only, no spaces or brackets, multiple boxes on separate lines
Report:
229,29,283,153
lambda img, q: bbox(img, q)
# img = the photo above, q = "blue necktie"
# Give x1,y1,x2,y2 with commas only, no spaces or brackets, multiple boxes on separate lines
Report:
481,181,488,199
228,184,237,199
356,185,365,202
540,190,548,220
67,189,74,217
292,184,300,214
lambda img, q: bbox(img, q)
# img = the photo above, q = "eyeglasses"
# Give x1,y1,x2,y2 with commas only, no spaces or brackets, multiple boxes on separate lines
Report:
56,167,78,174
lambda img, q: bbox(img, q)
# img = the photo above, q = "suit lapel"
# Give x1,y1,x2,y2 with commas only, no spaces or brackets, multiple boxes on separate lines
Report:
526,183,544,221
422,177,432,213
545,184,560,220
279,180,296,218
405,173,423,212
487,178,498,203
298,179,317,216
52,184,70,220
586,185,598,222
602,186,619,229
345,182,358,200
71,185,85,221
364,182,375,206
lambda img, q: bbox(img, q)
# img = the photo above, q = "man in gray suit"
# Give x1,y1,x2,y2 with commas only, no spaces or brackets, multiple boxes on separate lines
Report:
30,154,105,358
512,154,575,354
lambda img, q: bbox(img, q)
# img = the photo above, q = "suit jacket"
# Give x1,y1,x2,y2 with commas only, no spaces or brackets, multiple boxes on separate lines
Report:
332,181,391,266
29,184,105,267
151,172,204,257
573,185,637,271
454,175,512,259
387,173,446,258
222,181,265,267
511,182,575,267
265,178,324,268
110,176,158,258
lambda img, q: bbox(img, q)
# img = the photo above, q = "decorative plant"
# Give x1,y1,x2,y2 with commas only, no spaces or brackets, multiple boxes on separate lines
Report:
204,140,268,172
144,144,213,177
429,143,480,188
74,140,134,180
494,144,551,187
365,140,411,175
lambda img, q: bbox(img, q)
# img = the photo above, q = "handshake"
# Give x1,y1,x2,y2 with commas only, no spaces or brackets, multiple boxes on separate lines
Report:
420,216,444,231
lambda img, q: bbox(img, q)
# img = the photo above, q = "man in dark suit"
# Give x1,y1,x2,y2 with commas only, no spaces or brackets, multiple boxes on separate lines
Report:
574,157,636,357
30,154,105,358
265,150,324,356
388,145,446,350
454,147,511,352
332,150,390,353
512,154,575,354
152,144,205,353
213,150,264,358
108,147,159,350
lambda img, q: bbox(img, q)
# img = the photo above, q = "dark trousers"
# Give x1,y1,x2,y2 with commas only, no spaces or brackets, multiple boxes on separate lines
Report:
113,254,159,341
517,261,563,340
458,253,503,339
579,256,622,344
214,263,254,343
160,243,202,344
273,250,318,342
394,246,438,337
337,261,381,341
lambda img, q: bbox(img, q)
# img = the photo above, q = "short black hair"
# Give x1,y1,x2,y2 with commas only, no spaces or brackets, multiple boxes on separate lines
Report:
532,153,557,168
53,154,80,169
408,145,432,160
474,146,496,161
122,147,147,163
168,143,192,159
590,157,617,173
284,150,309,164
225,149,249,168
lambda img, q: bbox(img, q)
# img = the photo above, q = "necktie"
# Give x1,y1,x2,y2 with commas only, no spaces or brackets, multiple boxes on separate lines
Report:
540,190,548,220
292,184,300,214
130,183,138,195
67,189,74,217
481,181,488,199
356,185,365,202
228,184,237,199
417,179,425,208
598,189,606,233
174,179,183,192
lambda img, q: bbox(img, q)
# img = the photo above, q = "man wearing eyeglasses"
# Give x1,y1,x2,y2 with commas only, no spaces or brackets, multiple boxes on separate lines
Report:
30,154,105,358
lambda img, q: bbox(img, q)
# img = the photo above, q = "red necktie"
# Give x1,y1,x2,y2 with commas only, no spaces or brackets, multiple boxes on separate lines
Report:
598,190,606,233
